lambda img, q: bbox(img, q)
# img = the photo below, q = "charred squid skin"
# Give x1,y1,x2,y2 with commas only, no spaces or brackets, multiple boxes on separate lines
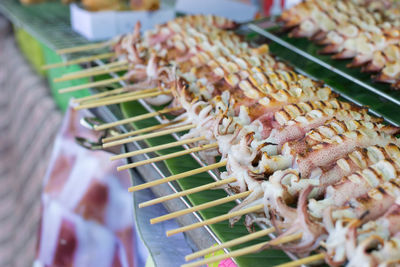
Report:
280,126,398,180
307,143,400,217
331,179,400,224
267,107,385,151
244,125,399,197
318,159,400,217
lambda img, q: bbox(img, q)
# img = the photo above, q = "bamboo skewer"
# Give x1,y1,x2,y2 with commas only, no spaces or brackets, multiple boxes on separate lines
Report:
76,59,126,72
83,87,158,103
82,88,161,104
138,177,237,208
56,41,112,54
263,233,303,246
102,120,185,143
59,76,126,93
150,191,252,224
94,103,180,131
72,88,127,104
128,160,227,192
274,253,325,267
102,123,194,148
59,60,128,78
61,59,125,76
117,143,218,170
111,136,206,161
185,227,277,261
54,65,129,82
75,90,173,110
42,52,116,70
183,242,270,267
75,87,159,106
75,90,159,110
182,233,303,267
166,203,265,237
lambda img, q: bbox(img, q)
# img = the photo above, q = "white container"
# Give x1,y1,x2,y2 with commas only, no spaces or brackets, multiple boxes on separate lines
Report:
175,0,258,23
70,3,175,41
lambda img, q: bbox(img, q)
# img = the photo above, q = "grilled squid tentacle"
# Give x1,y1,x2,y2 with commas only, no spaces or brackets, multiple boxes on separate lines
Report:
265,185,327,254
228,186,264,226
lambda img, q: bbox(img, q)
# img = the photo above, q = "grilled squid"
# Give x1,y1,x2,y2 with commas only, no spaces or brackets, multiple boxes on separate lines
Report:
282,0,400,89
326,201,400,266
269,178,400,255
253,120,400,178
262,144,400,225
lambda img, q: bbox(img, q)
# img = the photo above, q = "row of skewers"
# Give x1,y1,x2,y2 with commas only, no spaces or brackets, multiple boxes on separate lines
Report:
280,0,400,89
46,13,400,267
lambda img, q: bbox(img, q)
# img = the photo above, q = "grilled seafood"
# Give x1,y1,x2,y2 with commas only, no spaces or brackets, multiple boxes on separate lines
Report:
75,14,400,266
281,0,400,89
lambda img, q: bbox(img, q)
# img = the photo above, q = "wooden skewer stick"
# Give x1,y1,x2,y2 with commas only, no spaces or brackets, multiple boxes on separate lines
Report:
59,76,126,94
274,253,325,267
183,242,270,267
74,89,154,110
75,87,158,105
55,64,128,82
117,143,218,170
56,41,112,54
75,90,172,111
138,177,237,208
59,60,128,78
268,233,303,246
87,87,158,102
103,123,194,148
81,88,160,104
128,160,227,192
185,227,276,261
102,120,185,143
54,65,129,82
151,191,252,224
42,52,116,70
111,136,206,161
166,203,265,237
182,233,303,267
72,88,127,104
98,106,182,134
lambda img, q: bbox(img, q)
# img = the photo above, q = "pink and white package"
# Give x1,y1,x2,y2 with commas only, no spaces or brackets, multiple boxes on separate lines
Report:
34,103,147,267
